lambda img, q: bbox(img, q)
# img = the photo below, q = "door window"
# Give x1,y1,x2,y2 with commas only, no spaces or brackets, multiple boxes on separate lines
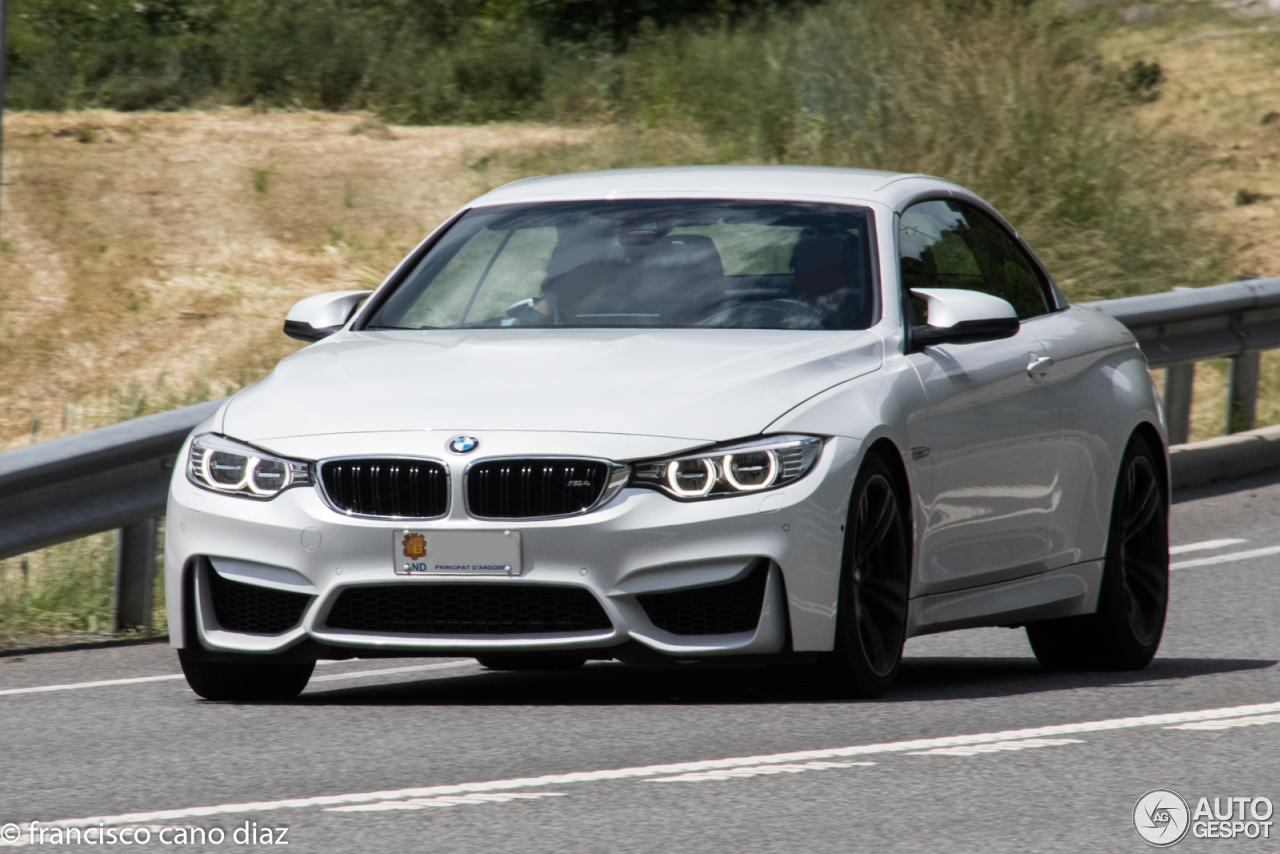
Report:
898,200,1050,320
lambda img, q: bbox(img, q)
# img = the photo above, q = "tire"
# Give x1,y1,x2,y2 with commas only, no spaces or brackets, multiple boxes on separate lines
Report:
178,650,315,701
1027,434,1169,671
824,451,911,698
476,655,587,671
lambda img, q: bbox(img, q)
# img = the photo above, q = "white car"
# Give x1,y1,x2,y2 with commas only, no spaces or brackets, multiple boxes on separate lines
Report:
165,166,1170,700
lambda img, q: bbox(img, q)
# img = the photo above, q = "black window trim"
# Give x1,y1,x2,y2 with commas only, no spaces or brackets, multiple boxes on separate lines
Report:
894,192,1067,322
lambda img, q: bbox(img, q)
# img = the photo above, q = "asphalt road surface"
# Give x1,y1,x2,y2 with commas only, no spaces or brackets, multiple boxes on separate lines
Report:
4,470,1280,853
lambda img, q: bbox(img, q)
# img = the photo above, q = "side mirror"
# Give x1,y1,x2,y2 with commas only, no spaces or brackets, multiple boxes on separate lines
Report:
908,288,1019,348
283,290,372,342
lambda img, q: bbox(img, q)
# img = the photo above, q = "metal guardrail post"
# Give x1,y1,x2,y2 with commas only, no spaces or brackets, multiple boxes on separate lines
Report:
114,518,158,633
1227,352,1261,435
1163,363,1195,446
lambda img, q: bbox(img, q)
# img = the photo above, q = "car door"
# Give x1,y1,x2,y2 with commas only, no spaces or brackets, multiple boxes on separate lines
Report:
899,199,1070,596
1026,303,1151,567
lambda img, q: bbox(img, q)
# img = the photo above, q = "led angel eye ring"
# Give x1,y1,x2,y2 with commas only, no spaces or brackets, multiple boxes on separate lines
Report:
723,450,778,491
201,448,249,491
246,456,291,496
666,458,716,497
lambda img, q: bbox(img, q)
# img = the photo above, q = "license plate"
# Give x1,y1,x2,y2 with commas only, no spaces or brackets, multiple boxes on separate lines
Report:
393,529,521,576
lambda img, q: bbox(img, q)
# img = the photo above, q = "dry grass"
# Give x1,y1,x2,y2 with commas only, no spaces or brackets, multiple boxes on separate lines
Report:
1105,14,1280,277
0,108,598,449
1103,6,1280,440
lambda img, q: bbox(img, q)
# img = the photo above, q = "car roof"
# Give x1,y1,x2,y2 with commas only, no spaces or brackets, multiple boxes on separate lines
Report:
469,165,977,213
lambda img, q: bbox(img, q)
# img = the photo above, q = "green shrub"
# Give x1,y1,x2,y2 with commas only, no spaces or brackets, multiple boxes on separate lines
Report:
559,0,1228,298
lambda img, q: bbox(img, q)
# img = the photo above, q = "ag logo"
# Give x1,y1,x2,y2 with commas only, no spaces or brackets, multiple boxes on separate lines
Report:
402,533,427,560
1135,789,1190,847
448,435,479,454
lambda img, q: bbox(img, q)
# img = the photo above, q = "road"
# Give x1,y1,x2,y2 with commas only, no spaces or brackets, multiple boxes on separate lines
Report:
3,469,1280,852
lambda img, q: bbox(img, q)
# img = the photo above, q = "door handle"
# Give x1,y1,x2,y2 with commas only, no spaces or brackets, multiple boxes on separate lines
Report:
1027,355,1054,378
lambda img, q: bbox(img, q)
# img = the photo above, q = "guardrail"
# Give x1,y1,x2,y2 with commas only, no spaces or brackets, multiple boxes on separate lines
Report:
2,276,1280,634
1088,276,1280,443
0,399,224,631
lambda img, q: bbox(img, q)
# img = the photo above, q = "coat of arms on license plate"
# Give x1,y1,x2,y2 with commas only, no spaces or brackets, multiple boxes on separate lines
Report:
402,532,427,560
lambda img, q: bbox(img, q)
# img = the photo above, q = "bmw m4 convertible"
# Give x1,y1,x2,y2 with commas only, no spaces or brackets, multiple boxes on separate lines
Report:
166,166,1170,700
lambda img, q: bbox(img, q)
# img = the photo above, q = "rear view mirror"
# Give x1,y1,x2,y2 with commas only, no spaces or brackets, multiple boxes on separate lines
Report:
283,290,372,342
908,288,1019,348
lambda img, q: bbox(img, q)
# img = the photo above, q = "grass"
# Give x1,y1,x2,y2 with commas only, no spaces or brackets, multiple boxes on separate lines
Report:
0,108,598,451
0,527,166,648
1099,2,1280,440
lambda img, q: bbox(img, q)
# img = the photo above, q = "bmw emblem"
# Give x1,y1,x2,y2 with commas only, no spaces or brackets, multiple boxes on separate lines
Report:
448,435,480,455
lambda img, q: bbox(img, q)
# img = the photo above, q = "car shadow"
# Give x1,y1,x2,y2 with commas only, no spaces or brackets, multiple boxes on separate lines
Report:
292,655,1276,707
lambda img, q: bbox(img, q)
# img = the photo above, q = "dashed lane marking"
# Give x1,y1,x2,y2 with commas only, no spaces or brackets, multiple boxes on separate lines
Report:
905,738,1084,756
1169,538,1247,555
1166,712,1280,731
646,761,874,783
1171,545,1280,570
327,792,567,812
0,659,474,697
15,699,1280,830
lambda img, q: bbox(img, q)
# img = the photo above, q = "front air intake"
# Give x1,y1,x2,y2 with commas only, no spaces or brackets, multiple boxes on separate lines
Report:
637,561,770,636
207,566,311,635
319,457,448,519
466,458,613,519
325,584,613,635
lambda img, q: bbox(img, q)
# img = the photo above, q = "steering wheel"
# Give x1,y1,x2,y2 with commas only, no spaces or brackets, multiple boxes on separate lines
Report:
698,299,826,330
505,298,557,325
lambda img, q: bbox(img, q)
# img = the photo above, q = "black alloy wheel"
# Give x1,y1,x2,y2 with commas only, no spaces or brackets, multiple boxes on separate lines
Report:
1027,434,1169,671
827,452,911,698
1116,446,1168,648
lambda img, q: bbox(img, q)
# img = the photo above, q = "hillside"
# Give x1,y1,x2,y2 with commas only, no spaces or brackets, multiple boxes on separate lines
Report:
1102,3,1280,438
0,109,598,450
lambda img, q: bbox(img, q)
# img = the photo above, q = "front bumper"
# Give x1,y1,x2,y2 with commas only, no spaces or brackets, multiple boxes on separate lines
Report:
164,434,860,659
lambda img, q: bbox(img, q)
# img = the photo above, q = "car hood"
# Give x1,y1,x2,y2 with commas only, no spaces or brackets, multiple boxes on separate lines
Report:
222,328,883,446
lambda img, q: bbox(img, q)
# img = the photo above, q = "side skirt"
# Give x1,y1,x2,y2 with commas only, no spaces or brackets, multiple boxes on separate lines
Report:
906,560,1103,638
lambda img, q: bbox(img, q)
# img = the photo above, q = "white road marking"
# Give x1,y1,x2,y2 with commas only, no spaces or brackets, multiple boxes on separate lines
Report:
1171,545,1280,569
328,792,566,812
646,761,874,783
0,674,184,696
1169,538,1247,555
308,661,476,684
905,738,1083,756
1166,712,1280,731
17,699,1280,830
0,659,473,697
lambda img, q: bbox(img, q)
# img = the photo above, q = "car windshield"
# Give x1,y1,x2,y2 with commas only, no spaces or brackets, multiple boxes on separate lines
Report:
364,199,877,331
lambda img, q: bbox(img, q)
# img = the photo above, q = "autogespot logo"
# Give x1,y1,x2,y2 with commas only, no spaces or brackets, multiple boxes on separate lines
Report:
448,435,480,455
1135,789,1191,847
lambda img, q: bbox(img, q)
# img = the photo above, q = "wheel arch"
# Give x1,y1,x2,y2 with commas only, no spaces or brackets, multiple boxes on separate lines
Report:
864,437,913,535
854,436,916,595
1130,420,1170,501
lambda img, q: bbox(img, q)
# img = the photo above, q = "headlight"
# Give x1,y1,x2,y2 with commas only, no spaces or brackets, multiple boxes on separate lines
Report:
187,434,312,500
630,435,823,500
